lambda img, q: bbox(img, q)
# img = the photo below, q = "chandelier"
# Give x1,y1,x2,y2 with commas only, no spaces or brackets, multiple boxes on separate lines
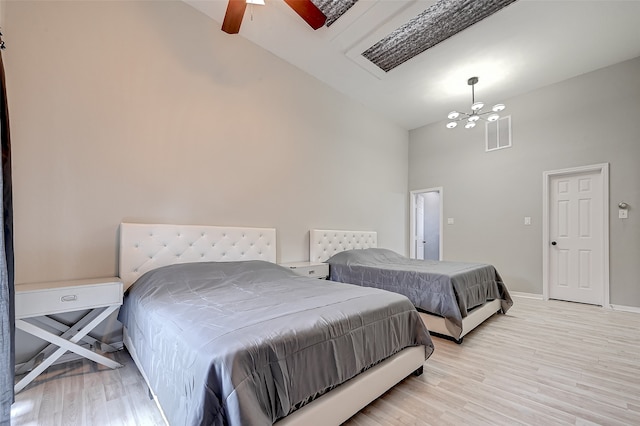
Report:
446,77,505,129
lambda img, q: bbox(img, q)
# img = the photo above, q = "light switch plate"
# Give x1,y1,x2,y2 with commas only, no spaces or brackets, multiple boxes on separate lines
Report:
524,217,532,225
619,209,628,219
447,218,454,225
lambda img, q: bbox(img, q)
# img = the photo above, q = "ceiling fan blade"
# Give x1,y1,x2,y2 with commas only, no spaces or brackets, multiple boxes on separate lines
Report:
283,0,326,30
222,0,247,34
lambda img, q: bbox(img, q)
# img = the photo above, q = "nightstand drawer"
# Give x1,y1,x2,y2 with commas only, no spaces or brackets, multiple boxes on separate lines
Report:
280,262,329,279
16,278,123,319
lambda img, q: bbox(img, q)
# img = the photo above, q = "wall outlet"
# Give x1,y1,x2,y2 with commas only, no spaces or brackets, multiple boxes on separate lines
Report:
619,209,628,219
447,218,454,225
524,217,532,225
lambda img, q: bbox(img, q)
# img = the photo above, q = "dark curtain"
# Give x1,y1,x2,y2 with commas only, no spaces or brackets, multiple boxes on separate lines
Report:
0,36,15,425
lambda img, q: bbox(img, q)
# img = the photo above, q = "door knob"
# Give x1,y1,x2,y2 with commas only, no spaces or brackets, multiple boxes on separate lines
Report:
551,241,557,246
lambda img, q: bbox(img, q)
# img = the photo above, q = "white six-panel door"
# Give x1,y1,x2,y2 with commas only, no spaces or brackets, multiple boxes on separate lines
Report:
545,165,608,306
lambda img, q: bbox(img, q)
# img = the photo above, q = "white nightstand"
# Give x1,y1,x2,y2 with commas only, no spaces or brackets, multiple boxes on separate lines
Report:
14,277,124,393
280,261,329,279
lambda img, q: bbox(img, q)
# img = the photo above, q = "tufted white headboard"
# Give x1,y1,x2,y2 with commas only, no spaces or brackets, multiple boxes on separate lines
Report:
119,223,277,289
310,229,377,263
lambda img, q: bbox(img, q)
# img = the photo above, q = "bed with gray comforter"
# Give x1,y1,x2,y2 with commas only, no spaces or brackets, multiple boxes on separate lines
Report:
327,248,513,338
118,260,433,426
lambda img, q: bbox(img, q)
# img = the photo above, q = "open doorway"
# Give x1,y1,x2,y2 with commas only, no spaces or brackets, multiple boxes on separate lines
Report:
410,187,443,260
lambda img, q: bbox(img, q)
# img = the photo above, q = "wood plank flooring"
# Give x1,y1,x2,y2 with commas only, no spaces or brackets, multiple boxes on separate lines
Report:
11,296,640,425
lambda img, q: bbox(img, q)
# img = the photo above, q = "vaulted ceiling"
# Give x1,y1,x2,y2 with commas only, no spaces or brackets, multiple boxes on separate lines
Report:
185,0,640,130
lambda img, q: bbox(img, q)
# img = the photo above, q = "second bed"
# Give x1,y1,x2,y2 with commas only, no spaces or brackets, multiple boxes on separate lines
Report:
310,229,513,342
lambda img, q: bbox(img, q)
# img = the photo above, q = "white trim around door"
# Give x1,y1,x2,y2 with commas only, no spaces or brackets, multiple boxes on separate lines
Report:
542,163,609,307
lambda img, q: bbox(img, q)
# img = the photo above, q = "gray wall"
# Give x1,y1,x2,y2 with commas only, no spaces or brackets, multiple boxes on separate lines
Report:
409,57,640,308
5,1,408,361
5,0,409,285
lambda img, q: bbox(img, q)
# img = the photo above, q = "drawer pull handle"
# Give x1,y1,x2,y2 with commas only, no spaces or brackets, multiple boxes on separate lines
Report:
308,270,316,275
61,295,78,302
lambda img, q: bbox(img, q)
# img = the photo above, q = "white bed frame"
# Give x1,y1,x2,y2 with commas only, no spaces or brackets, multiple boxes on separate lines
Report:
310,229,502,342
119,222,427,425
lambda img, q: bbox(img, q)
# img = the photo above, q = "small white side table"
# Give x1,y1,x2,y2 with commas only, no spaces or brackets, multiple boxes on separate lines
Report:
280,261,329,279
14,277,124,393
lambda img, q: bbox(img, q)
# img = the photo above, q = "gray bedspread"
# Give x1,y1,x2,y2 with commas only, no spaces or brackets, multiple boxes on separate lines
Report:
327,248,513,338
117,260,433,426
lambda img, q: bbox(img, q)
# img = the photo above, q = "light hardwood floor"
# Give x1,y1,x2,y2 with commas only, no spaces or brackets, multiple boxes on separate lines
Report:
11,296,640,425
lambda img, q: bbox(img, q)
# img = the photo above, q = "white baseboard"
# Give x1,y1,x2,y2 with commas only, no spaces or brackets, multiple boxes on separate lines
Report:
609,304,640,314
510,292,543,300
508,293,640,313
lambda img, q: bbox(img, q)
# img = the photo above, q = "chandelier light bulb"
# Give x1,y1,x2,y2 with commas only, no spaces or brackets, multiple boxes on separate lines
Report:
465,121,476,129
471,101,484,111
487,114,500,122
492,103,505,112
448,111,460,120
468,114,480,122
446,121,457,129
